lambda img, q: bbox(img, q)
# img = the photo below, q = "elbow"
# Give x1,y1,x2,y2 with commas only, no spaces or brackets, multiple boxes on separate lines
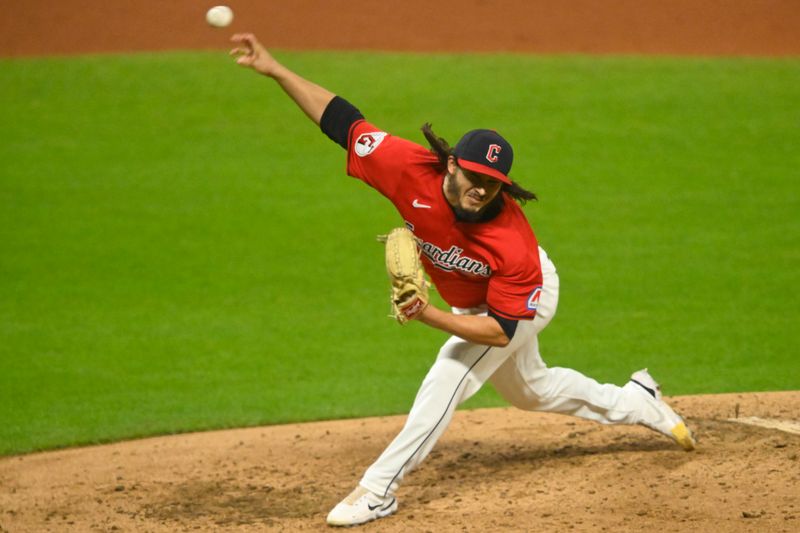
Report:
487,314,515,348
490,333,511,348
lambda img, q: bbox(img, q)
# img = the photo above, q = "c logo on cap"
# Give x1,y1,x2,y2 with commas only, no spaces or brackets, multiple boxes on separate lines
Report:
486,144,502,163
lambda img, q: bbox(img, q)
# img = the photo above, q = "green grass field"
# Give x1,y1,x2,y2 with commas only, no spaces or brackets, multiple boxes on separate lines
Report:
1,51,798,456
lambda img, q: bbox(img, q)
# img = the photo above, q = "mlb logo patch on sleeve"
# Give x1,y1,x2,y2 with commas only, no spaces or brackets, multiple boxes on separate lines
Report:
355,132,387,157
526,287,542,311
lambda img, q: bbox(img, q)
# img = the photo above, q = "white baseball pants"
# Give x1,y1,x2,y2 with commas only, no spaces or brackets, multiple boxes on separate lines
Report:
360,247,658,498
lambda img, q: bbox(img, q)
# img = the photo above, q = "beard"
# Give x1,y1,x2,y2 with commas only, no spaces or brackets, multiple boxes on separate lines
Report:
444,173,504,223
450,204,484,222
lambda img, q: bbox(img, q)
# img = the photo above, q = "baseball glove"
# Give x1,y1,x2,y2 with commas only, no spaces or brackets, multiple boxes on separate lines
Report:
379,227,429,324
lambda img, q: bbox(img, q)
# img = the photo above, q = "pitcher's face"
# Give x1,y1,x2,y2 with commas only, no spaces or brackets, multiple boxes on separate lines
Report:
444,157,503,216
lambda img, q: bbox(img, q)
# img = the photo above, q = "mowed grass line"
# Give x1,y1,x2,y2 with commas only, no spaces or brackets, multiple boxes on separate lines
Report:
1,51,798,455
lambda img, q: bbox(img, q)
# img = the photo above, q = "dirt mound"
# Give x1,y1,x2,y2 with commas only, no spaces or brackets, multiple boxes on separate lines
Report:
1,391,798,532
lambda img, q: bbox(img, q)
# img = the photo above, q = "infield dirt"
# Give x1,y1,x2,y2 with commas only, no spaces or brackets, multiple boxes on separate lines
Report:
1,0,799,57
1,392,799,532
1,1,798,532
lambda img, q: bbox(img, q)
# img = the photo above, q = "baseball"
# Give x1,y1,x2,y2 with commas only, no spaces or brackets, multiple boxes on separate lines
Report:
206,5,234,28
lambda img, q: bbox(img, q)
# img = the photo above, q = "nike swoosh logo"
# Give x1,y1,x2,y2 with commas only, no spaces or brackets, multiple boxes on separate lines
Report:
630,379,657,399
412,199,432,209
367,498,395,511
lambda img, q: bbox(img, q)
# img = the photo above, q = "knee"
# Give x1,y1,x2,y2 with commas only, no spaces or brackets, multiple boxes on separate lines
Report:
504,372,558,411
502,372,550,410
505,391,541,411
523,369,559,400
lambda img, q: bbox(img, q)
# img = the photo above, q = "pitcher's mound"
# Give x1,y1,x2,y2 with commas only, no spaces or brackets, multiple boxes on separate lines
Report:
1,391,798,532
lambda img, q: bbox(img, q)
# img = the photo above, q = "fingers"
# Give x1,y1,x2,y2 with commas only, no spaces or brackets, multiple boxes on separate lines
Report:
230,33,257,46
229,33,254,52
228,33,275,73
229,47,249,57
229,33,252,42
229,34,256,66
229,33,263,63
229,46,252,67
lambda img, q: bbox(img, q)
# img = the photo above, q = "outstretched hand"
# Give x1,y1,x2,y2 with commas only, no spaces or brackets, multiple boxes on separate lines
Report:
230,33,280,76
229,32,334,125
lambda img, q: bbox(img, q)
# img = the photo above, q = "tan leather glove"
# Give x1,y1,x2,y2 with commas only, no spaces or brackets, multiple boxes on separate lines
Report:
380,227,429,324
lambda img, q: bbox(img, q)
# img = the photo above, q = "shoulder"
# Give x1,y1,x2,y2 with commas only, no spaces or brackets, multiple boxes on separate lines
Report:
492,201,539,273
349,121,434,161
346,120,442,197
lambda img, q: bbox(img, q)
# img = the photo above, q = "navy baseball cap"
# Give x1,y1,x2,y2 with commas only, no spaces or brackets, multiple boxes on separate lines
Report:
453,129,514,184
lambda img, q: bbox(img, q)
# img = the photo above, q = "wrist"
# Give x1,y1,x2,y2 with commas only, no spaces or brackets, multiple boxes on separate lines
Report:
415,302,436,324
259,60,285,78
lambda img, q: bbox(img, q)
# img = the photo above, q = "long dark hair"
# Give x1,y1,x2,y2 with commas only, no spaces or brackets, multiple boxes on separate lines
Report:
421,123,537,204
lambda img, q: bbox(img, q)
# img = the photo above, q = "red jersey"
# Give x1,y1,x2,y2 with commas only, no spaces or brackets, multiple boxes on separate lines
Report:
346,120,543,320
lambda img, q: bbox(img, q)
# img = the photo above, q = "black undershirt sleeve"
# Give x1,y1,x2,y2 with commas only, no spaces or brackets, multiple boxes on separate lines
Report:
319,96,365,150
488,310,519,341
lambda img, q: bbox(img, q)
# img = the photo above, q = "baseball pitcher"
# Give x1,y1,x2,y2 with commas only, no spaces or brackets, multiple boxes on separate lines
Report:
230,33,696,527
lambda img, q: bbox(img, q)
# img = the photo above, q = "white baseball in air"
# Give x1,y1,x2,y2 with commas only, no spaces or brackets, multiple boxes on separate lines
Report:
206,5,234,28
